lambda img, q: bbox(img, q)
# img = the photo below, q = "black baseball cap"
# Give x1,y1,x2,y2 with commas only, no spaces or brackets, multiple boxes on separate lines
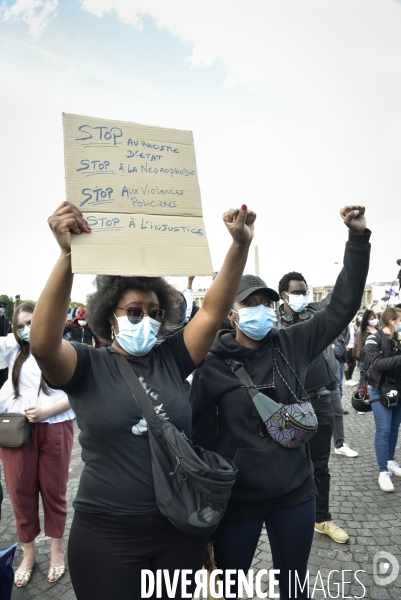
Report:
235,275,280,303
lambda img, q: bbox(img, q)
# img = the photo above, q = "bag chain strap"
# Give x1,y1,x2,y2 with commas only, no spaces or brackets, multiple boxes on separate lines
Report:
271,346,310,403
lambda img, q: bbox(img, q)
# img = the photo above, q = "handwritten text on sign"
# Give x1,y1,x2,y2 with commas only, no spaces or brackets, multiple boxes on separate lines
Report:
63,113,213,276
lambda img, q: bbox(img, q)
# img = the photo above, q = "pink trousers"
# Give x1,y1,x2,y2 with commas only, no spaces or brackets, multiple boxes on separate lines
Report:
0,420,74,543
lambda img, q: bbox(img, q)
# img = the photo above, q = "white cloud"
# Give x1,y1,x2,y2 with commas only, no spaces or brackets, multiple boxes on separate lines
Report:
79,0,143,30
1,0,58,38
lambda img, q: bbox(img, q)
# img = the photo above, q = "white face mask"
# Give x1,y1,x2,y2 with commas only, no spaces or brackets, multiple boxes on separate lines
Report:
78,320,87,327
284,292,308,313
368,319,378,326
114,314,161,356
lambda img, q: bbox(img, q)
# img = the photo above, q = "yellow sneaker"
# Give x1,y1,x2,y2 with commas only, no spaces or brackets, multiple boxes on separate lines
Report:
314,521,349,543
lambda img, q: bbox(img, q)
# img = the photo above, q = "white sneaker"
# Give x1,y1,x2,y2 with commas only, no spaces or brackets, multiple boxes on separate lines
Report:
379,471,395,492
387,460,401,477
344,380,358,386
334,443,359,458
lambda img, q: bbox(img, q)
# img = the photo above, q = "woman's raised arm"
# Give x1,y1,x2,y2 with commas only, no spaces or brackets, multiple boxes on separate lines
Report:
30,202,91,387
183,204,255,366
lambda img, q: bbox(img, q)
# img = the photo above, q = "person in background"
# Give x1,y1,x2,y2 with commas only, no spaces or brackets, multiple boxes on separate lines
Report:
355,310,364,329
355,309,380,374
364,306,401,492
0,300,7,518
0,302,75,587
334,327,349,397
276,273,356,545
67,303,75,320
190,301,200,318
14,295,21,311
352,307,381,414
344,321,358,386
63,307,101,347
371,300,385,322
0,300,11,390
161,288,191,338
183,276,196,319
0,299,12,521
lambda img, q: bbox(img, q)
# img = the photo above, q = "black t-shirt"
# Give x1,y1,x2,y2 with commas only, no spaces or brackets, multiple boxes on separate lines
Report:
57,329,195,515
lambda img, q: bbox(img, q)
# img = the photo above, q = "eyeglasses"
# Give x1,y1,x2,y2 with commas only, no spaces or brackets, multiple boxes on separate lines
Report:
286,290,309,297
115,307,165,324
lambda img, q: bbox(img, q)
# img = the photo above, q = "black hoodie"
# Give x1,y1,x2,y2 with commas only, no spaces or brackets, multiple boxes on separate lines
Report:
190,230,371,523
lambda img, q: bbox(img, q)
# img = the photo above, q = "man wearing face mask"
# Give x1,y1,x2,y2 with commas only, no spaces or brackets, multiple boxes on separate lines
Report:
276,272,358,545
63,307,101,348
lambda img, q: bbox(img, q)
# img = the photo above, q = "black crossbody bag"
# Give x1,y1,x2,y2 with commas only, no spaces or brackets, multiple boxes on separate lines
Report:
109,349,238,536
380,378,400,408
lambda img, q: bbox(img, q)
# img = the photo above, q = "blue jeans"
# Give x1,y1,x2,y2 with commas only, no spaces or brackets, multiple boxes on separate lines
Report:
214,498,316,599
338,361,344,397
370,387,401,472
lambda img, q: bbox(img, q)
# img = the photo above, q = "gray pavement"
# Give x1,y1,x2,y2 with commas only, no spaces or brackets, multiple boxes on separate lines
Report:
1,374,400,599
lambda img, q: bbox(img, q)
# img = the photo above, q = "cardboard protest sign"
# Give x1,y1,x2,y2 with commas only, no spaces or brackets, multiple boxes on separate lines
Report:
63,113,213,276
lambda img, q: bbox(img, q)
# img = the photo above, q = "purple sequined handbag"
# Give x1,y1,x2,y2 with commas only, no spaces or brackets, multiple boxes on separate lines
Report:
226,347,318,449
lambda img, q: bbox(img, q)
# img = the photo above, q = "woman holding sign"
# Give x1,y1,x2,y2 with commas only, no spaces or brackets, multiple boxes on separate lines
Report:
30,201,255,600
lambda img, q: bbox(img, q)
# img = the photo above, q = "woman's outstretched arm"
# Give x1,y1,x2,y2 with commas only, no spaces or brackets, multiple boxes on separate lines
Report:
183,205,255,366
30,202,90,387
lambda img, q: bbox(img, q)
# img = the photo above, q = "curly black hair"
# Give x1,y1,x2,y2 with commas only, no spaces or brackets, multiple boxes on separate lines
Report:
86,276,181,343
278,271,308,296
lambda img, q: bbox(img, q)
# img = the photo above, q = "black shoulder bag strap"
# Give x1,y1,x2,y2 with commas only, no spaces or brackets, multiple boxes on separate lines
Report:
225,358,262,400
107,348,156,423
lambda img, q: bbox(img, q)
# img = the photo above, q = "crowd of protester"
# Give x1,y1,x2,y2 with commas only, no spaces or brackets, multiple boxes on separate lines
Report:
0,202,400,599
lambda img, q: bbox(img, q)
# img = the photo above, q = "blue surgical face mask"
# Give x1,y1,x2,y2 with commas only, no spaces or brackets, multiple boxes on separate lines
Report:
285,293,308,313
233,305,277,340
18,326,30,342
395,325,401,333
114,314,161,356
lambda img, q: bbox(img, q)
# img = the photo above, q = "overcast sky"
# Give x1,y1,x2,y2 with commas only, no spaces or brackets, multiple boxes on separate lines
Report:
1,0,401,302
